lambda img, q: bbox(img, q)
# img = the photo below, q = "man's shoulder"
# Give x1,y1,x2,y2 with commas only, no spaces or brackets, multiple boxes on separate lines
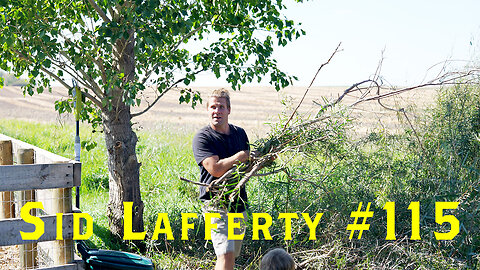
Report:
195,125,211,134
193,125,210,138
229,124,246,134
193,125,217,143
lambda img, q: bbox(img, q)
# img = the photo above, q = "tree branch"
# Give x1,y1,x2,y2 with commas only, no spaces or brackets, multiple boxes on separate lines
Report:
60,52,104,99
282,42,342,132
50,57,92,90
81,89,103,108
179,177,211,187
39,66,102,107
130,86,171,118
87,0,111,22
12,48,104,109
132,69,204,118
315,79,373,115
333,66,480,110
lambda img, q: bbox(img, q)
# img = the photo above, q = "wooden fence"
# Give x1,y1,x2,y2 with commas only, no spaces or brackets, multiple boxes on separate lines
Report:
0,134,84,270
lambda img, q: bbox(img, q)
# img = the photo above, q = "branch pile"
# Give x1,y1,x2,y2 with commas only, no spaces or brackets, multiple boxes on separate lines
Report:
209,110,347,209
180,43,480,210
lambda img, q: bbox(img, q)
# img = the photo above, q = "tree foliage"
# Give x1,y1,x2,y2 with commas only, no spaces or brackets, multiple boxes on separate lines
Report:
0,0,305,236
0,0,304,119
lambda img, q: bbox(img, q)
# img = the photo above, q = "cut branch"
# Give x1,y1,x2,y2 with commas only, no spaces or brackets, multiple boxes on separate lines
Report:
179,177,211,187
183,44,480,212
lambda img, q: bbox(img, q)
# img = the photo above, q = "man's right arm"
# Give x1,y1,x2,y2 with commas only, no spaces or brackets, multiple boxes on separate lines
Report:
201,150,249,178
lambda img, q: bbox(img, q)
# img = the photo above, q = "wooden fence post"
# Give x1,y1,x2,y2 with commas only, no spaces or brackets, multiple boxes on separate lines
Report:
17,148,38,269
52,160,73,265
0,140,14,219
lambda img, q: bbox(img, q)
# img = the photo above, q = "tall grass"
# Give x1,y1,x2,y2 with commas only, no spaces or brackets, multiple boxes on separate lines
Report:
1,82,479,269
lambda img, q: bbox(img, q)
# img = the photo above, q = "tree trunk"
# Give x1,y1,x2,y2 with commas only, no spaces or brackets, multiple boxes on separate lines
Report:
101,25,143,238
102,104,144,237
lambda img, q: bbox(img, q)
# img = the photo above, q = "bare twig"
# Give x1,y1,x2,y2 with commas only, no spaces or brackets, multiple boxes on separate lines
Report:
348,69,480,108
283,42,342,132
179,177,211,187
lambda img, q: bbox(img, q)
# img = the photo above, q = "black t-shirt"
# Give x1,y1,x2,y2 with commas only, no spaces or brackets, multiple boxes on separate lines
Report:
192,124,249,212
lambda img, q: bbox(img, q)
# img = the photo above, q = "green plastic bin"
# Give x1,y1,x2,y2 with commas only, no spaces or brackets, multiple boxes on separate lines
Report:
77,241,154,270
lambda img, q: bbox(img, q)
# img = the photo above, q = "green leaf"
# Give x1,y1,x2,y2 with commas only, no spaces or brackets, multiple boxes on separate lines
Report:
31,69,39,77
81,140,97,151
6,36,13,46
44,59,51,68
0,0,302,137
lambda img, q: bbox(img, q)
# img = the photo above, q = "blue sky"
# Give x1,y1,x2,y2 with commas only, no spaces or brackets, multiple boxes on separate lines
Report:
193,0,480,87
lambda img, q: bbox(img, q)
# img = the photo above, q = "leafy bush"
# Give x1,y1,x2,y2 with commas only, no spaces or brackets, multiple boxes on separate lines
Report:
417,84,480,267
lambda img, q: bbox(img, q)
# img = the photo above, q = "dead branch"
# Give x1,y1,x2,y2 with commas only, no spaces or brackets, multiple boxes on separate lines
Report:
348,68,480,108
184,44,480,210
282,42,342,132
179,177,211,187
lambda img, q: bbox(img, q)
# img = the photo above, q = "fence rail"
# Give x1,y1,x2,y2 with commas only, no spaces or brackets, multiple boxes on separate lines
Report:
0,135,71,164
0,133,84,270
0,163,80,192
0,214,74,246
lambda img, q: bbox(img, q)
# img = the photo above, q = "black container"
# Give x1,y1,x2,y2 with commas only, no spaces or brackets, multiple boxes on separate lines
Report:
77,241,154,270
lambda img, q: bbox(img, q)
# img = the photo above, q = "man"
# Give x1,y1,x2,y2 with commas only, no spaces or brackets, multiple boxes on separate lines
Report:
192,89,250,270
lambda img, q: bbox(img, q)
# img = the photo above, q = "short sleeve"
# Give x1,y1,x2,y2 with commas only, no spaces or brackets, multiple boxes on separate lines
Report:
241,128,249,150
192,130,216,165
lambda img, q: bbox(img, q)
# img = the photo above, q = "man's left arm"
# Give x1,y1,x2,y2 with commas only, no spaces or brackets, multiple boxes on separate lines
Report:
201,150,250,178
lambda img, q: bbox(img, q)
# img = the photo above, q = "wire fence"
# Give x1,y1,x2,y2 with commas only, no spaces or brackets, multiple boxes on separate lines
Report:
0,189,74,270
0,136,81,270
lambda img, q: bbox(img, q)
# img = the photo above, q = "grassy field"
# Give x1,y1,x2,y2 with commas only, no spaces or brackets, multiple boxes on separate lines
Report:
0,84,478,269
0,85,438,137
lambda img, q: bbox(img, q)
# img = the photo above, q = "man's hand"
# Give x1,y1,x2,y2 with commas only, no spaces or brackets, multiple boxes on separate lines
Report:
202,150,250,178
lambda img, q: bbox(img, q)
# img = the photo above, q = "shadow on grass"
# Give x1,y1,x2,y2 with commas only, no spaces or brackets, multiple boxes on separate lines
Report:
91,221,127,251
91,221,148,254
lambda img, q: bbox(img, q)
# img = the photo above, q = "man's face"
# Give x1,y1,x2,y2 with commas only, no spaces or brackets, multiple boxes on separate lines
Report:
207,96,230,128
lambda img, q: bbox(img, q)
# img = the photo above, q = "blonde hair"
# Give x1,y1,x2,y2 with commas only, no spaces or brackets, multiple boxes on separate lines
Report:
260,248,295,270
207,88,230,109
